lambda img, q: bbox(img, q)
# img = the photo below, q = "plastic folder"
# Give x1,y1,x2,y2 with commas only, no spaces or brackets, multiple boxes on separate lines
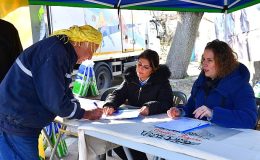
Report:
155,117,210,133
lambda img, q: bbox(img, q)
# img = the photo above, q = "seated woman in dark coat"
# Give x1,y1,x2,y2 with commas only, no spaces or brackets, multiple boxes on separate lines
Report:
103,49,173,160
167,39,257,129
103,49,173,117
85,49,173,160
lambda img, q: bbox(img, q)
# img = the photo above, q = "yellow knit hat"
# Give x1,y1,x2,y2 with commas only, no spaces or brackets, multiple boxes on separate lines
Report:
52,25,102,45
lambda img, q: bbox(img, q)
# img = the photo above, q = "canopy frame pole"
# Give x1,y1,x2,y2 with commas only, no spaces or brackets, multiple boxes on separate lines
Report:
224,0,228,42
121,0,167,8
179,0,222,9
83,0,114,7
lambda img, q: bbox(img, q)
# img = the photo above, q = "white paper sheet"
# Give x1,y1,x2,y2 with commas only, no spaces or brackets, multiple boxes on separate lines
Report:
102,109,140,120
77,97,104,110
155,117,210,133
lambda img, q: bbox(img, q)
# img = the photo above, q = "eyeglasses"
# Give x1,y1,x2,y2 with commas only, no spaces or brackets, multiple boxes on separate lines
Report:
136,61,151,70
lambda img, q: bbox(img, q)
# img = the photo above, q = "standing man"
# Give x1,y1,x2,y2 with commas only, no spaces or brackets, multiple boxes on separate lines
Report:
0,19,23,83
0,25,103,160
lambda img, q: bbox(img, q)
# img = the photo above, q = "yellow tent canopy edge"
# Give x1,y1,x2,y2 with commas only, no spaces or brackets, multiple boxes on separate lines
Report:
0,0,28,18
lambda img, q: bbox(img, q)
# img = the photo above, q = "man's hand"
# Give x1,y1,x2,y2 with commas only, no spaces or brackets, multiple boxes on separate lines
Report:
193,105,212,119
167,107,181,118
83,108,103,120
139,106,149,116
103,106,115,116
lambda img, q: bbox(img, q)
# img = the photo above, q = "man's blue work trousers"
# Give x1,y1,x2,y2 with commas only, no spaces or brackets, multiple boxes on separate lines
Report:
0,131,39,160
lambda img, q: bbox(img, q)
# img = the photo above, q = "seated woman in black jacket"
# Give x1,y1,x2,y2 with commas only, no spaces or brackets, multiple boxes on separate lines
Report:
103,49,173,160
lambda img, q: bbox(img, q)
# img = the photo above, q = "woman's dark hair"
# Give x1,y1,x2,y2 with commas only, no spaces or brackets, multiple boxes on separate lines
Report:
138,49,159,72
202,39,239,78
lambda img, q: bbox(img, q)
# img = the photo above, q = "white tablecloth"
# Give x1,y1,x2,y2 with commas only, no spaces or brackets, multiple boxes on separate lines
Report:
77,114,260,160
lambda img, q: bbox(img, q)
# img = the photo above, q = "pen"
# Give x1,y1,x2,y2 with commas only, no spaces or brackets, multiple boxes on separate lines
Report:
93,102,98,108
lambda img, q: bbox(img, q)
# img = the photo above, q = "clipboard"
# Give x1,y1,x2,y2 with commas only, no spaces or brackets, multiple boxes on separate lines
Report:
155,117,210,133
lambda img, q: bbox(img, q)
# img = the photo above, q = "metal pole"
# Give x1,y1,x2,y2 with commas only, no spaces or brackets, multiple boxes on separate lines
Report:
224,0,228,42
45,5,53,36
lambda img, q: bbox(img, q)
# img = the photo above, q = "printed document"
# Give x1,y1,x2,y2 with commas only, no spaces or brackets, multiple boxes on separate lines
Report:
155,117,210,133
77,97,104,110
102,109,140,120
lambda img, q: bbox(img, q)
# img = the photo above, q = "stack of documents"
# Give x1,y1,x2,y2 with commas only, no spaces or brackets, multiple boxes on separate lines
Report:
155,117,210,133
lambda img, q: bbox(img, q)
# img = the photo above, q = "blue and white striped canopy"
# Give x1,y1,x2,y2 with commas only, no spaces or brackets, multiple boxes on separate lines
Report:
29,0,260,13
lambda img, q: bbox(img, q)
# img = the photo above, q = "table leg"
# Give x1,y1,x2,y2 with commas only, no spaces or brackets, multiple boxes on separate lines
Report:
78,129,88,160
123,147,134,160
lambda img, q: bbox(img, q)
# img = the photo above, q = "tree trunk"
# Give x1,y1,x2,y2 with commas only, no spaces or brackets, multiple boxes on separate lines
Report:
253,61,260,85
166,12,203,79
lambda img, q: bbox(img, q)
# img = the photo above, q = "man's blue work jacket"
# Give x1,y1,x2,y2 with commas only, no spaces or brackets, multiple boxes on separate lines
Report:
0,36,85,136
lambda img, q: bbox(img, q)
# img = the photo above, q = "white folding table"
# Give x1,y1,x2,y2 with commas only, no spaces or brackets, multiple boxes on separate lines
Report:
77,114,260,160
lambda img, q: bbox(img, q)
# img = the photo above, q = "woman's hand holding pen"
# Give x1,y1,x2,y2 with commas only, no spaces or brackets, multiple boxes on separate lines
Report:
167,107,181,118
103,106,115,116
193,105,212,119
